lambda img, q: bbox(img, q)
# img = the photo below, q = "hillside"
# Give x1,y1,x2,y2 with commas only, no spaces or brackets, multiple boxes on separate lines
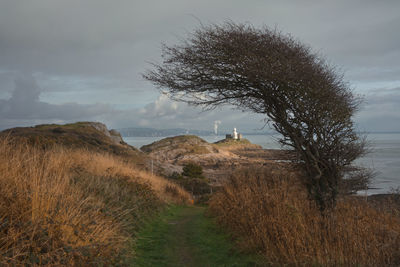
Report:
3,125,398,266
141,135,220,159
118,127,213,137
1,122,146,166
140,135,295,185
0,123,191,266
213,137,262,150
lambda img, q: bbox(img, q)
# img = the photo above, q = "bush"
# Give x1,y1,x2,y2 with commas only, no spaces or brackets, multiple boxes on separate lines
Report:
179,178,212,196
209,167,400,266
182,162,204,179
168,171,183,180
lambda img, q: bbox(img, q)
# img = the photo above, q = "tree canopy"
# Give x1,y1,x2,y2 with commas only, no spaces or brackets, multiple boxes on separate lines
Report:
144,22,369,211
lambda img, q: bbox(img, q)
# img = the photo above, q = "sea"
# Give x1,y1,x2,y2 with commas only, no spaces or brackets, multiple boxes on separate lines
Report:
123,133,400,195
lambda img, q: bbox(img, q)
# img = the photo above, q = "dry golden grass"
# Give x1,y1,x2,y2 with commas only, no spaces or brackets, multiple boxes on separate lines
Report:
213,138,261,151
209,167,400,266
65,147,191,204
0,137,190,266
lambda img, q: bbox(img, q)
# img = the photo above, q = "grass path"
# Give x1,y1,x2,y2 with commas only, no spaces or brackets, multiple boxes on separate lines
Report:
132,205,262,267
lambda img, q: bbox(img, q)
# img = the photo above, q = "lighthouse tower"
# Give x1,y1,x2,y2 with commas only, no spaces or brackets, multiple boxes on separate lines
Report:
233,128,238,140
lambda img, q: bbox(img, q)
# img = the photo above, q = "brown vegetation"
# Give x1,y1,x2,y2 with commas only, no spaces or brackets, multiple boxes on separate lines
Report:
213,138,262,151
209,168,400,266
0,137,190,266
141,135,217,160
140,135,292,186
1,122,146,167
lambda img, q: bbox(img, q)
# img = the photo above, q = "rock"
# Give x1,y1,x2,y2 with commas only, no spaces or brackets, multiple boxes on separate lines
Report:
87,122,123,145
109,129,124,144
87,122,111,137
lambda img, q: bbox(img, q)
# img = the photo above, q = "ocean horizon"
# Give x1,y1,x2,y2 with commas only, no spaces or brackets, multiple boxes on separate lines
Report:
123,132,400,195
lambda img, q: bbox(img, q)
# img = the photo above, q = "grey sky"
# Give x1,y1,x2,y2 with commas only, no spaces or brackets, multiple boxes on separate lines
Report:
0,0,399,132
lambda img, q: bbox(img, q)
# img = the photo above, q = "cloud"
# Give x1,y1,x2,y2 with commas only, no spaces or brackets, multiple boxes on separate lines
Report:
0,75,267,132
101,94,267,133
0,75,112,129
356,87,400,132
0,1,399,131
4,75,398,134
1,1,399,84
139,94,179,118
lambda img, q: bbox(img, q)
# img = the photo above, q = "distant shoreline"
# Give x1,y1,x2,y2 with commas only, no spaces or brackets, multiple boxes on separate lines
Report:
119,130,400,138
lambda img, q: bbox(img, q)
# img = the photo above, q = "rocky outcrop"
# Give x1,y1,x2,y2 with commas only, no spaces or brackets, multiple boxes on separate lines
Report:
140,135,295,184
87,122,124,145
141,135,221,161
109,129,124,144
87,122,111,137
0,122,145,166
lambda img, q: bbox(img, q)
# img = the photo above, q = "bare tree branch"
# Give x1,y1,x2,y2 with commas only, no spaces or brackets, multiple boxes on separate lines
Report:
143,22,370,212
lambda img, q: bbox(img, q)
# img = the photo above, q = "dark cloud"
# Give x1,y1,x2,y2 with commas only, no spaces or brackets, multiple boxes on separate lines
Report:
356,87,400,132
0,1,399,131
0,76,266,132
100,94,267,132
0,75,112,129
1,1,399,79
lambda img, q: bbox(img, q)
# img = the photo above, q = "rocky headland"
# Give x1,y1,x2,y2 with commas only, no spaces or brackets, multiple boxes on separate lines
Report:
140,134,296,185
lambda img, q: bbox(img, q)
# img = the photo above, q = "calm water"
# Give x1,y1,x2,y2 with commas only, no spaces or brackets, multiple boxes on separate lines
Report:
123,134,283,150
123,133,400,195
356,133,400,195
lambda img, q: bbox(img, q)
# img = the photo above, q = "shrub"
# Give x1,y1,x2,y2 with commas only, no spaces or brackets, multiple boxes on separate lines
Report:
182,162,204,179
168,171,183,180
209,167,400,266
179,178,212,196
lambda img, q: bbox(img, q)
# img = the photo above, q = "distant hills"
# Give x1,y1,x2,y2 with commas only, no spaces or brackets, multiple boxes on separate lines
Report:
118,127,214,137
117,127,272,137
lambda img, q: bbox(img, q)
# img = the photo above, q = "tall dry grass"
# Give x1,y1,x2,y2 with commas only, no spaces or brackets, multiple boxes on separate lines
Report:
0,137,190,266
209,167,400,266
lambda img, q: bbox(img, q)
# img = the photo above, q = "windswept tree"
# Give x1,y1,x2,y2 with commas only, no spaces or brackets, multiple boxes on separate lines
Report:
144,22,368,211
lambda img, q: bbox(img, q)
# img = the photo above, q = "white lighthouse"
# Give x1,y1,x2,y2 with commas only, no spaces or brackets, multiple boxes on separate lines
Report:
225,128,242,140
233,128,238,140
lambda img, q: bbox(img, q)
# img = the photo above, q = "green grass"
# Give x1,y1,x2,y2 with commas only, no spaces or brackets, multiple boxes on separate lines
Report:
141,135,208,152
214,138,252,146
133,205,264,267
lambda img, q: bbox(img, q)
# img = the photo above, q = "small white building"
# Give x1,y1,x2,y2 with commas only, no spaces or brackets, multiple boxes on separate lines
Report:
226,128,242,140
233,128,238,139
